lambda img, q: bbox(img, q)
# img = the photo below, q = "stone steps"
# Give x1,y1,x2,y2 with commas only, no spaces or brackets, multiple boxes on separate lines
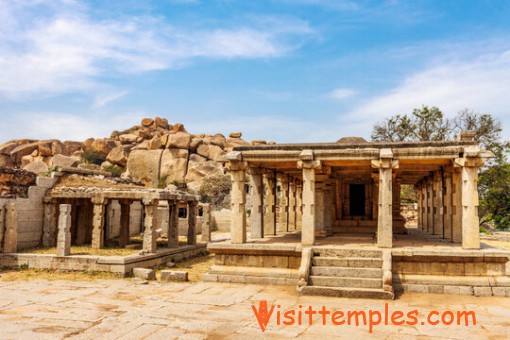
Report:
300,286,394,299
313,248,382,258
312,256,382,268
311,266,382,278
309,275,382,289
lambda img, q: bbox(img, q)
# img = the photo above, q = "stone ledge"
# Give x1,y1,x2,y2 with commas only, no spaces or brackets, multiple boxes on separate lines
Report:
394,274,510,287
208,242,302,256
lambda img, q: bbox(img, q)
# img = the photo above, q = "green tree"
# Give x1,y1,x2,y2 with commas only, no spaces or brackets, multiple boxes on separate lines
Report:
198,173,231,210
371,106,510,230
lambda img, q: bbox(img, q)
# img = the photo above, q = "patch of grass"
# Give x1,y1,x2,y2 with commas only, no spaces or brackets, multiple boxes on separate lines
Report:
20,245,139,257
103,164,125,177
0,268,126,282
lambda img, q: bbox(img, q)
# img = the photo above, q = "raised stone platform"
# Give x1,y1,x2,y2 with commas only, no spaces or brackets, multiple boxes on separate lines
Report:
0,243,206,275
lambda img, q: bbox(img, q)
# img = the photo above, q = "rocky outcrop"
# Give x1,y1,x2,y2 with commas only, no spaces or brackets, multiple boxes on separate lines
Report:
0,167,37,198
0,117,251,192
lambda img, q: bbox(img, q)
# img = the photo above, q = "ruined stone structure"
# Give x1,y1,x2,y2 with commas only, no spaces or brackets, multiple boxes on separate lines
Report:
206,132,510,298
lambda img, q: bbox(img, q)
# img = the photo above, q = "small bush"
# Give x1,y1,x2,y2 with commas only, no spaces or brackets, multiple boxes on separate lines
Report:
103,164,125,177
198,173,231,210
82,151,106,165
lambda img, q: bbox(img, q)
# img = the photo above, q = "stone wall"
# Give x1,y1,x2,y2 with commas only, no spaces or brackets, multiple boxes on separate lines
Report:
211,209,231,231
0,176,57,251
0,167,36,198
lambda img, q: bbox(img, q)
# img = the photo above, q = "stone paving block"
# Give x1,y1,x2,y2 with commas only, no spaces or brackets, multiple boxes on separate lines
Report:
474,286,493,297
160,270,188,282
133,268,156,280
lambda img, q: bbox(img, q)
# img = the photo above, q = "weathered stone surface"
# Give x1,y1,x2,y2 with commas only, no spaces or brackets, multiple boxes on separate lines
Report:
153,116,169,129
91,139,117,155
62,141,83,156
185,154,223,191
106,146,129,167
82,138,95,152
49,154,79,169
160,270,188,282
160,148,189,184
172,123,186,133
196,143,225,161
56,204,72,257
189,138,202,153
133,268,156,280
336,136,368,143
119,134,138,144
226,138,249,150
23,160,49,174
229,132,242,138
126,150,163,186
141,118,154,127
165,132,192,150
207,134,227,149
10,142,39,164
148,136,162,150
0,155,14,167
250,140,267,146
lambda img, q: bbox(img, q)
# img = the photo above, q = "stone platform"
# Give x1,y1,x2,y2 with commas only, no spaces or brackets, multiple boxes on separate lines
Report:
0,243,207,275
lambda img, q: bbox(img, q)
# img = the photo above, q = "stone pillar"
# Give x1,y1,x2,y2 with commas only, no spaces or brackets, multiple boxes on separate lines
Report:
392,176,405,233
426,177,434,233
42,198,58,247
451,170,462,243
91,197,107,249
187,201,198,245
167,201,179,248
56,204,72,257
119,200,131,247
227,159,248,244
249,168,264,239
296,182,303,230
142,198,159,253
416,184,422,230
372,174,379,223
201,204,211,242
372,149,398,248
263,172,276,236
0,205,4,252
298,151,320,246
3,203,18,253
324,184,334,236
455,154,484,249
443,172,453,241
314,184,325,237
288,181,297,231
335,178,342,221
278,175,289,233
433,172,444,236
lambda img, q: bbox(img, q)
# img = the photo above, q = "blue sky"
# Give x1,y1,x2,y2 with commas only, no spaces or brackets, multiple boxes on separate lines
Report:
1,0,510,144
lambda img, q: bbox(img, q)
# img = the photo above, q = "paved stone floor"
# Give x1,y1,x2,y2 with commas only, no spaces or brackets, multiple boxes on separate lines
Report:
0,279,509,339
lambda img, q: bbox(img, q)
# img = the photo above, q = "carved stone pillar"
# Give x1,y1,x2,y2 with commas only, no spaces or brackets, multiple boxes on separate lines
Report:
314,183,325,237
298,150,321,246
42,198,58,247
249,168,264,239
278,175,289,233
288,180,297,231
443,171,453,241
201,204,211,242
296,182,303,230
142,198,159,253
426,177,434,233
119,200,131,247
187,201,198,245
3,203,18,253
167,201,179,248
91,197,107,249
372,149,398,248
451,169,462,243
56,204,72,257
263,172,276,236
226,158,248,244
433,171,444,236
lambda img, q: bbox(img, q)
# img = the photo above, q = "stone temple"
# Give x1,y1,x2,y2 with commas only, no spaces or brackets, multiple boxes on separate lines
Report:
205,131,510,298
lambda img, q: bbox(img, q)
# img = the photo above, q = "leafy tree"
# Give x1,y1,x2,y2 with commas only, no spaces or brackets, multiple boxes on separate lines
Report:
371,106,510,230
198,173,231,210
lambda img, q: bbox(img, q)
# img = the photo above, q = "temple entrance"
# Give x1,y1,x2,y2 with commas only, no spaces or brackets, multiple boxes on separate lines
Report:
349,184,365,216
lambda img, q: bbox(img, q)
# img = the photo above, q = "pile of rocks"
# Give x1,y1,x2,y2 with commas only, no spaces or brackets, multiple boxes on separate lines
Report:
0,167,36,198
0,116,268,193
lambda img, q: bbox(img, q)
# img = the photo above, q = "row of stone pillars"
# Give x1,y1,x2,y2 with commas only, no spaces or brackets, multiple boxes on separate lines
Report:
416,157,482,249
227,149,399,248
49,197,199,256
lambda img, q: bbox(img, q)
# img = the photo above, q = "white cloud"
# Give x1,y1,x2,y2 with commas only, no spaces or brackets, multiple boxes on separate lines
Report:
0,1,312,98
345,49,510,139
2,111,146,142
93,90,128,108
329,88,356,100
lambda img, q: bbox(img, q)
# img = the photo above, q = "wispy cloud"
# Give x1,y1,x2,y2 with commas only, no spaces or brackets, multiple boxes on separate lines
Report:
93,90,128,108
329,88,356,100
345,48,510,139
0,1,312,98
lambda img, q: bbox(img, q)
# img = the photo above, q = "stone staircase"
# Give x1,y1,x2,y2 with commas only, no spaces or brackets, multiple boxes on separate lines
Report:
298,248,394,299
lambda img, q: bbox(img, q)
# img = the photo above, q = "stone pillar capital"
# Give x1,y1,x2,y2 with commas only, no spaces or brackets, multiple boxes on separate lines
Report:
297,160,321,169
249,167,265,175
91,196,107,205
142,197,159,206
371,159,399,169
225,160,248,171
